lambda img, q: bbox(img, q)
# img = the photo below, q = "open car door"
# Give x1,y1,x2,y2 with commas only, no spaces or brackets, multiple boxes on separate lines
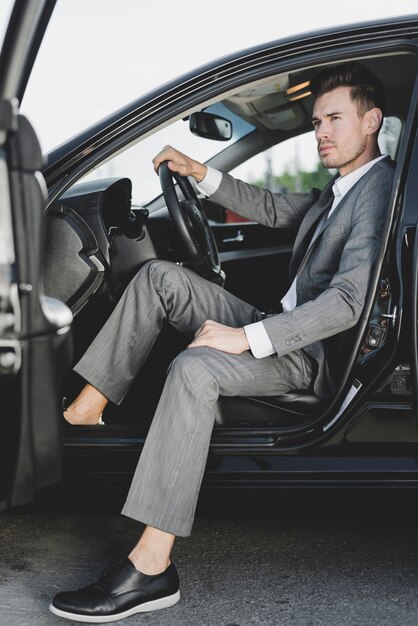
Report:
0,0,72,510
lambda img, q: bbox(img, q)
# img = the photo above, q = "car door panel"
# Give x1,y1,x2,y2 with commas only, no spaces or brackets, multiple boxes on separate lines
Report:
0,0,70,510
0,111,73,509
210,218,297,312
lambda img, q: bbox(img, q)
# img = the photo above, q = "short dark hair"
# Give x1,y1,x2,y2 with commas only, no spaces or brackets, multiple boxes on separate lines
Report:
311,62,385,117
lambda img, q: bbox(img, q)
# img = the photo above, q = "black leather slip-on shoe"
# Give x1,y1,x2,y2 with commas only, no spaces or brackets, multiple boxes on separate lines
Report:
49,558,180,623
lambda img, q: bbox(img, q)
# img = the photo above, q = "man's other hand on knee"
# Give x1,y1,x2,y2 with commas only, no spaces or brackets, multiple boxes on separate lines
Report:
188,320,250,354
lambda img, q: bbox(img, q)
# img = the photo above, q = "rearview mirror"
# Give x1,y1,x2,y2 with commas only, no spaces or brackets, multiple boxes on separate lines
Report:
189,112,232,141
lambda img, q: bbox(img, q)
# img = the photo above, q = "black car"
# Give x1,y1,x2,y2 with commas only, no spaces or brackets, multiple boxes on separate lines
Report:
2,1,418,512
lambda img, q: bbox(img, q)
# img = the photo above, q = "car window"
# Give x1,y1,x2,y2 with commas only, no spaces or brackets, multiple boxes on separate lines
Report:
217,131,335,224
77,113,402,218
215,116,403,224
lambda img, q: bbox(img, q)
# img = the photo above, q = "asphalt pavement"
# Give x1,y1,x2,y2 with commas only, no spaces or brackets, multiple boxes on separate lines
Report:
1,489,418,626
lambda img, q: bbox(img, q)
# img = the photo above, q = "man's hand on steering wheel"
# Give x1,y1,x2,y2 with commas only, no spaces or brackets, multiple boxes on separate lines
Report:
153,146,222,283
153,145,207,182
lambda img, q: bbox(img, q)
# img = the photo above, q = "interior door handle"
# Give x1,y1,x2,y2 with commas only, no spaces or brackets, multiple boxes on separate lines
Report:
222,229,244,243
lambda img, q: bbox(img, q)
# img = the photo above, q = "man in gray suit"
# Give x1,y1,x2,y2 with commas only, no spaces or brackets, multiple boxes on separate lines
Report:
50,62,395,622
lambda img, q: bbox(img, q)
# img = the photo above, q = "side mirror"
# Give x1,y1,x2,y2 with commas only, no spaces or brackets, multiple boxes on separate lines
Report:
189,112,232,141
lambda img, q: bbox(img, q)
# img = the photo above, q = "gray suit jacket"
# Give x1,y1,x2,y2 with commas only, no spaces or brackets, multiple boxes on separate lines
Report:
210,157,396,397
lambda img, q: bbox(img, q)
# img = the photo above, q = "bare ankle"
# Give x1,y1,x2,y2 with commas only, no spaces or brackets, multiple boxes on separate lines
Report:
63,385,108,425
129,527,174,575
128,544,171,575
63,404,103,425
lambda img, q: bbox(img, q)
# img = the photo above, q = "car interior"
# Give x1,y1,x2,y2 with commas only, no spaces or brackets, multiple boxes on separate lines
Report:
42,50,418,437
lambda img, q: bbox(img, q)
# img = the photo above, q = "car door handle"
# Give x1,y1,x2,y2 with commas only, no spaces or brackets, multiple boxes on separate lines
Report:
222,229,244,243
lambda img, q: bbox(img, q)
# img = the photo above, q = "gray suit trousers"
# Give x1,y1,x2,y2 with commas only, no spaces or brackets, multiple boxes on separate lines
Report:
74,260,315,536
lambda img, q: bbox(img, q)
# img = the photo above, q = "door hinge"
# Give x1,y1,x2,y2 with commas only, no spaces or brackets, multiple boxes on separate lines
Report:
381,305,398,327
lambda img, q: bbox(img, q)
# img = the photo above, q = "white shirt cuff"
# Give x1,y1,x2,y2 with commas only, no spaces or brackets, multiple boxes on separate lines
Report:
244,321,275,359
195,166,222,196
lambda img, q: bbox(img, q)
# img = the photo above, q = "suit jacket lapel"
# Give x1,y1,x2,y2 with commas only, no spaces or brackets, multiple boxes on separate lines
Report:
313,156,393,240
288,156,391,281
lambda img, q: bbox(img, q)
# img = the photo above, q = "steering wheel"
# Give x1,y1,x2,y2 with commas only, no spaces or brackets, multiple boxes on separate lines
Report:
158,161,222,282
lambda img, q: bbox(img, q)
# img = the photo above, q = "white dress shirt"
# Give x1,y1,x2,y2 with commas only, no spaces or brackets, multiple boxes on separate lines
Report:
197,156,387,358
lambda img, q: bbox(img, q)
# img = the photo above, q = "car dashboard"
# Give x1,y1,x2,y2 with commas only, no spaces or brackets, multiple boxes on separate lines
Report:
43,177,157,315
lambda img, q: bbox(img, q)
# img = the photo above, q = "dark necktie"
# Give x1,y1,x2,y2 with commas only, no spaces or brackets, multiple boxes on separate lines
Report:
289,189,335,282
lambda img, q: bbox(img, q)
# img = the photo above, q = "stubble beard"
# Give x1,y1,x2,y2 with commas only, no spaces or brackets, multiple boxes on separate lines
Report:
318,136,368,171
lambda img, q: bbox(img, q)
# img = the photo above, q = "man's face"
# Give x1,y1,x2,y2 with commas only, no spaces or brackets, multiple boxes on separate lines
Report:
312,86,370,175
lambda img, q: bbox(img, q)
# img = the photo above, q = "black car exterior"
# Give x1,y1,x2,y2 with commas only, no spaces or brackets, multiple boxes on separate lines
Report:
2,1,418,511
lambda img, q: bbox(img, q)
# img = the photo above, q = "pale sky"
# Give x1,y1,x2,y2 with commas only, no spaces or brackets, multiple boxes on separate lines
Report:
1,1,417,202
1,0,415,151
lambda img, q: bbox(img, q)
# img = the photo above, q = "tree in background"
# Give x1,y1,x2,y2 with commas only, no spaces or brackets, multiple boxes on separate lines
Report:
255,161,335,193
223,162,335,223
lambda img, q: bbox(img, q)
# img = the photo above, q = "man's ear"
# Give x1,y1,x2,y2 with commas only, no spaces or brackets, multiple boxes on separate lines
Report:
364,107,383,135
